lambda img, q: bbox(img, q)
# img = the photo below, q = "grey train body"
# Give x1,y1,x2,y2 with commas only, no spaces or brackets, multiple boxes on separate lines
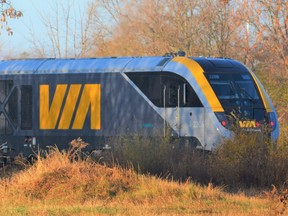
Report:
0,56,279,158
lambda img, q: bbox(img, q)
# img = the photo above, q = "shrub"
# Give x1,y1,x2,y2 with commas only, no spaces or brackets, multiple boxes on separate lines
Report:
207,131,288,188
105,136,209,183
105,132,288,189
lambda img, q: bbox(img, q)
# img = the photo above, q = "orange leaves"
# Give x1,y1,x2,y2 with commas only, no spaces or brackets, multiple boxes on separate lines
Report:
0,0,23,35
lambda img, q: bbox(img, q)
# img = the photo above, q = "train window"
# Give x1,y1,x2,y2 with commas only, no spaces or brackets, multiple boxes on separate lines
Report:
161,74,203,108
127,73,163,107
183,82,202,107
168,85,179,106
21,85,33,129
126,72,203,108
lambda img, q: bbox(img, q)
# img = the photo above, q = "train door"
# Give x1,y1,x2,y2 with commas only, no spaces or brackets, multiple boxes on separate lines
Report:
161,74,204,145
162,75,182,135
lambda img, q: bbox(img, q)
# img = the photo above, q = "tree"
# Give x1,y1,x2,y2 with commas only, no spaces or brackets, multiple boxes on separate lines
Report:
92,0,247,59
93,0,203,56
250,0,288,76
28,0,100,58
0,0,22,35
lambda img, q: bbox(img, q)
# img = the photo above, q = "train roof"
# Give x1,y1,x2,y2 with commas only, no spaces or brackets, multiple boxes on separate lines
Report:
0,57,173,74
0,56,248,75
192,57,249,73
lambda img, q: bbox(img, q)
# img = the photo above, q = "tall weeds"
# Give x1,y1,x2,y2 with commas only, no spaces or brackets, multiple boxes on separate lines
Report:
208,132,279,188
0,138,136,204
104,133,288,189
107,136,208,182
0,138,273,215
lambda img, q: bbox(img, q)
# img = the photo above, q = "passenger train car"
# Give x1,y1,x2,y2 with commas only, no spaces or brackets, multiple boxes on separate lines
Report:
0,54,279,160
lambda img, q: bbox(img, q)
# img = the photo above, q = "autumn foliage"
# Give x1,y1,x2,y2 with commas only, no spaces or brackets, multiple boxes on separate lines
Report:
0,0,22,35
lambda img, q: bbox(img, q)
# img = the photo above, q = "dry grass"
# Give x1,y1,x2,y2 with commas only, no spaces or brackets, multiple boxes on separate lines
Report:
206,131,288,190
0,140,281,216
103,133,288,191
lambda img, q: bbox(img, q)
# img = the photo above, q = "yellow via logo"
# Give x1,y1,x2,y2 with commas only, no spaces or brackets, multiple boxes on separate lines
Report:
239,120,256,128
39,84,101,130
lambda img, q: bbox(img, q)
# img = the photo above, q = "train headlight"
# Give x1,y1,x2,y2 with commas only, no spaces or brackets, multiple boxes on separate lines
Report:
255,122,262,127
268,112,277,131
215,112,230,129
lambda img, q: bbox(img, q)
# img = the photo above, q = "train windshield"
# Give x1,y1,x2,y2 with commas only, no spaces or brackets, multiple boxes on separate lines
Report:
206,73,261,105
206,73,266,124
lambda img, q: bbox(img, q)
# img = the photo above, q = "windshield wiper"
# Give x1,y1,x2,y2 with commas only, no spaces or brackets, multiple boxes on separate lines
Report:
229,81,239,99
235,83,256,104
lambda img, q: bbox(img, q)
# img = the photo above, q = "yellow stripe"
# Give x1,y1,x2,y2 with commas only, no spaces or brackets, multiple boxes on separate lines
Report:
72,84,101,130
250,72,272,112
172,57,224,112
58,84,81,129
39,84,67,129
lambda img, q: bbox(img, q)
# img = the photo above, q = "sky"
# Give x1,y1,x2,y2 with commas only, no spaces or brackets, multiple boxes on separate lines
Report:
0,0,91,58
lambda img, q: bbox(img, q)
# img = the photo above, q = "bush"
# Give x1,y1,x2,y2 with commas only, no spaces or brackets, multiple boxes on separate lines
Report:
102,132,288,189
104,136,209,183
207,132,288,188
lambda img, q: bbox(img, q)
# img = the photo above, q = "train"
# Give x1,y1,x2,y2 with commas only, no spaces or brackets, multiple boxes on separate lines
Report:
0,52,279,162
